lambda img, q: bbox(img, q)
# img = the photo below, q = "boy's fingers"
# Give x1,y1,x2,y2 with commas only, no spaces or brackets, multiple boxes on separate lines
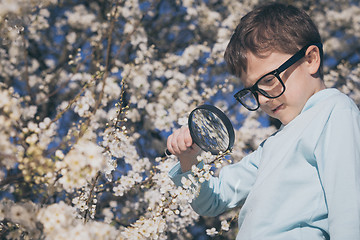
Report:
182,127,193,147
166,134,174,154
167,130,179,154
170,129,181,154
166,127,195,155
177,127,189,152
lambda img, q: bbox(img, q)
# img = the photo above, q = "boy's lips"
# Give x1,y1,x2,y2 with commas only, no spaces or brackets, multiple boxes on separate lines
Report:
272,104,284,113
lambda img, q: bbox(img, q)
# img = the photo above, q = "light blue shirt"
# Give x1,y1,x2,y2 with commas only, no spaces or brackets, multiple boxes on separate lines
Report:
169,88,360,240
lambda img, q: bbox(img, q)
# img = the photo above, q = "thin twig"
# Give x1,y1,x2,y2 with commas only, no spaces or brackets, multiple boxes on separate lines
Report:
21,33,35,103
84,171,101,223
77,0,120,140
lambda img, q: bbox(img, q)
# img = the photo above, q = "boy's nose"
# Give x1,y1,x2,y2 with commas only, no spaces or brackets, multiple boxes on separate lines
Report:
258,93,271,106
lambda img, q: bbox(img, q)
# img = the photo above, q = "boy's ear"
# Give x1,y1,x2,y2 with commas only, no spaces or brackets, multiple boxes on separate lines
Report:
305,45,321,75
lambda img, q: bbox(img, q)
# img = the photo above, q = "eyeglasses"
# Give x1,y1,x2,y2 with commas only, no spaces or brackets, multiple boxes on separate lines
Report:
234,43,323,111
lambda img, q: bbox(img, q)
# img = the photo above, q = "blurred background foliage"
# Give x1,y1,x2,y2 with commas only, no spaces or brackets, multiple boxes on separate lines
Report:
0,0,359,239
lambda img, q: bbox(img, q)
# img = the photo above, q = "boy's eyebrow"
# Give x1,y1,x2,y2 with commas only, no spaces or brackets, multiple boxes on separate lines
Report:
241,67,273,88
241,76,257,89
241,57,276,86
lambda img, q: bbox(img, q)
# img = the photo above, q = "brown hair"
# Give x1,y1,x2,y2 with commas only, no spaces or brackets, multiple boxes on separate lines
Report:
224,2,323,78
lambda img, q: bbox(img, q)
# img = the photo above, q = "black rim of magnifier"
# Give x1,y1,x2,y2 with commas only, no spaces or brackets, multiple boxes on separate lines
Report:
188,104,235,155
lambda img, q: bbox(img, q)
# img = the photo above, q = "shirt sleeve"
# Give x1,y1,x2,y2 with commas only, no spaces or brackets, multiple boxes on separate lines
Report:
314,106,360,239
168,147,262,217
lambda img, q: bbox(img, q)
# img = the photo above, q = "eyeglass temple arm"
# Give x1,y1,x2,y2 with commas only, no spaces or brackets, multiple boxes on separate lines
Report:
277,43,323,74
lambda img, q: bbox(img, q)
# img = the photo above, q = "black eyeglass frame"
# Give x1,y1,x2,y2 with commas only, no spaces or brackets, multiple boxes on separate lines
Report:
234,43,323,111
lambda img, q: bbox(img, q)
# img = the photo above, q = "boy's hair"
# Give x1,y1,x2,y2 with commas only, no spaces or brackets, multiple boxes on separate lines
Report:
224,2,323,79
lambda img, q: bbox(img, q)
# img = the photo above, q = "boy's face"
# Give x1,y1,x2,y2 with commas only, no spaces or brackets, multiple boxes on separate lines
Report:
241,50,325,125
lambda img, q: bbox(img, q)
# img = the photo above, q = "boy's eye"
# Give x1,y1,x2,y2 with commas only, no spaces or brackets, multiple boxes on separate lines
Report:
259,75,276,86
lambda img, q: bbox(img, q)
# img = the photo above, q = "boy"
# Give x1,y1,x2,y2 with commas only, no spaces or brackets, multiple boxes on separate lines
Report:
167,2,360,240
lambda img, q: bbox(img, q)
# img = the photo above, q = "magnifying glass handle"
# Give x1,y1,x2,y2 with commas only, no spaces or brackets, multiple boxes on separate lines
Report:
165,149,172,156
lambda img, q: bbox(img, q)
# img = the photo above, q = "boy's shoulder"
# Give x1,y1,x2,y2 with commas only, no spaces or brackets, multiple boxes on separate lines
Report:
306,88,360,129
280,88,359,136
303,88,358,114
326,88,359,112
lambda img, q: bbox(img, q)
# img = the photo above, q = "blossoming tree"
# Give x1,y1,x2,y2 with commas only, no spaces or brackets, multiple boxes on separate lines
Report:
0,0,359,239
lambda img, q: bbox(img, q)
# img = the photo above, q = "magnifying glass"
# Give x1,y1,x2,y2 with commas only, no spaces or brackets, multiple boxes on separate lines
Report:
166,104,235,155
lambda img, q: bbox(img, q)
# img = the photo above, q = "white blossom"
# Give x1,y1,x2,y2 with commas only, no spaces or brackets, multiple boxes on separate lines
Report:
206,227,218,236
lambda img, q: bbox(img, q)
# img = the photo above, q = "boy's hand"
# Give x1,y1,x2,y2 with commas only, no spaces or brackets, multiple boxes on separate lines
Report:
167,126,201,172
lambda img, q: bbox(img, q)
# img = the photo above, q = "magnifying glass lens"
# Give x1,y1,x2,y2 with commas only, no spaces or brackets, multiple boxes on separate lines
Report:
188,105,234,155
165,105,234,156
190,109,229,153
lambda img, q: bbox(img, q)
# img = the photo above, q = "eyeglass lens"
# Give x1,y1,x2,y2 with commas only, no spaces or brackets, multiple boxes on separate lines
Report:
237,74,285,110
258,74,284,98
238,90,258,110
